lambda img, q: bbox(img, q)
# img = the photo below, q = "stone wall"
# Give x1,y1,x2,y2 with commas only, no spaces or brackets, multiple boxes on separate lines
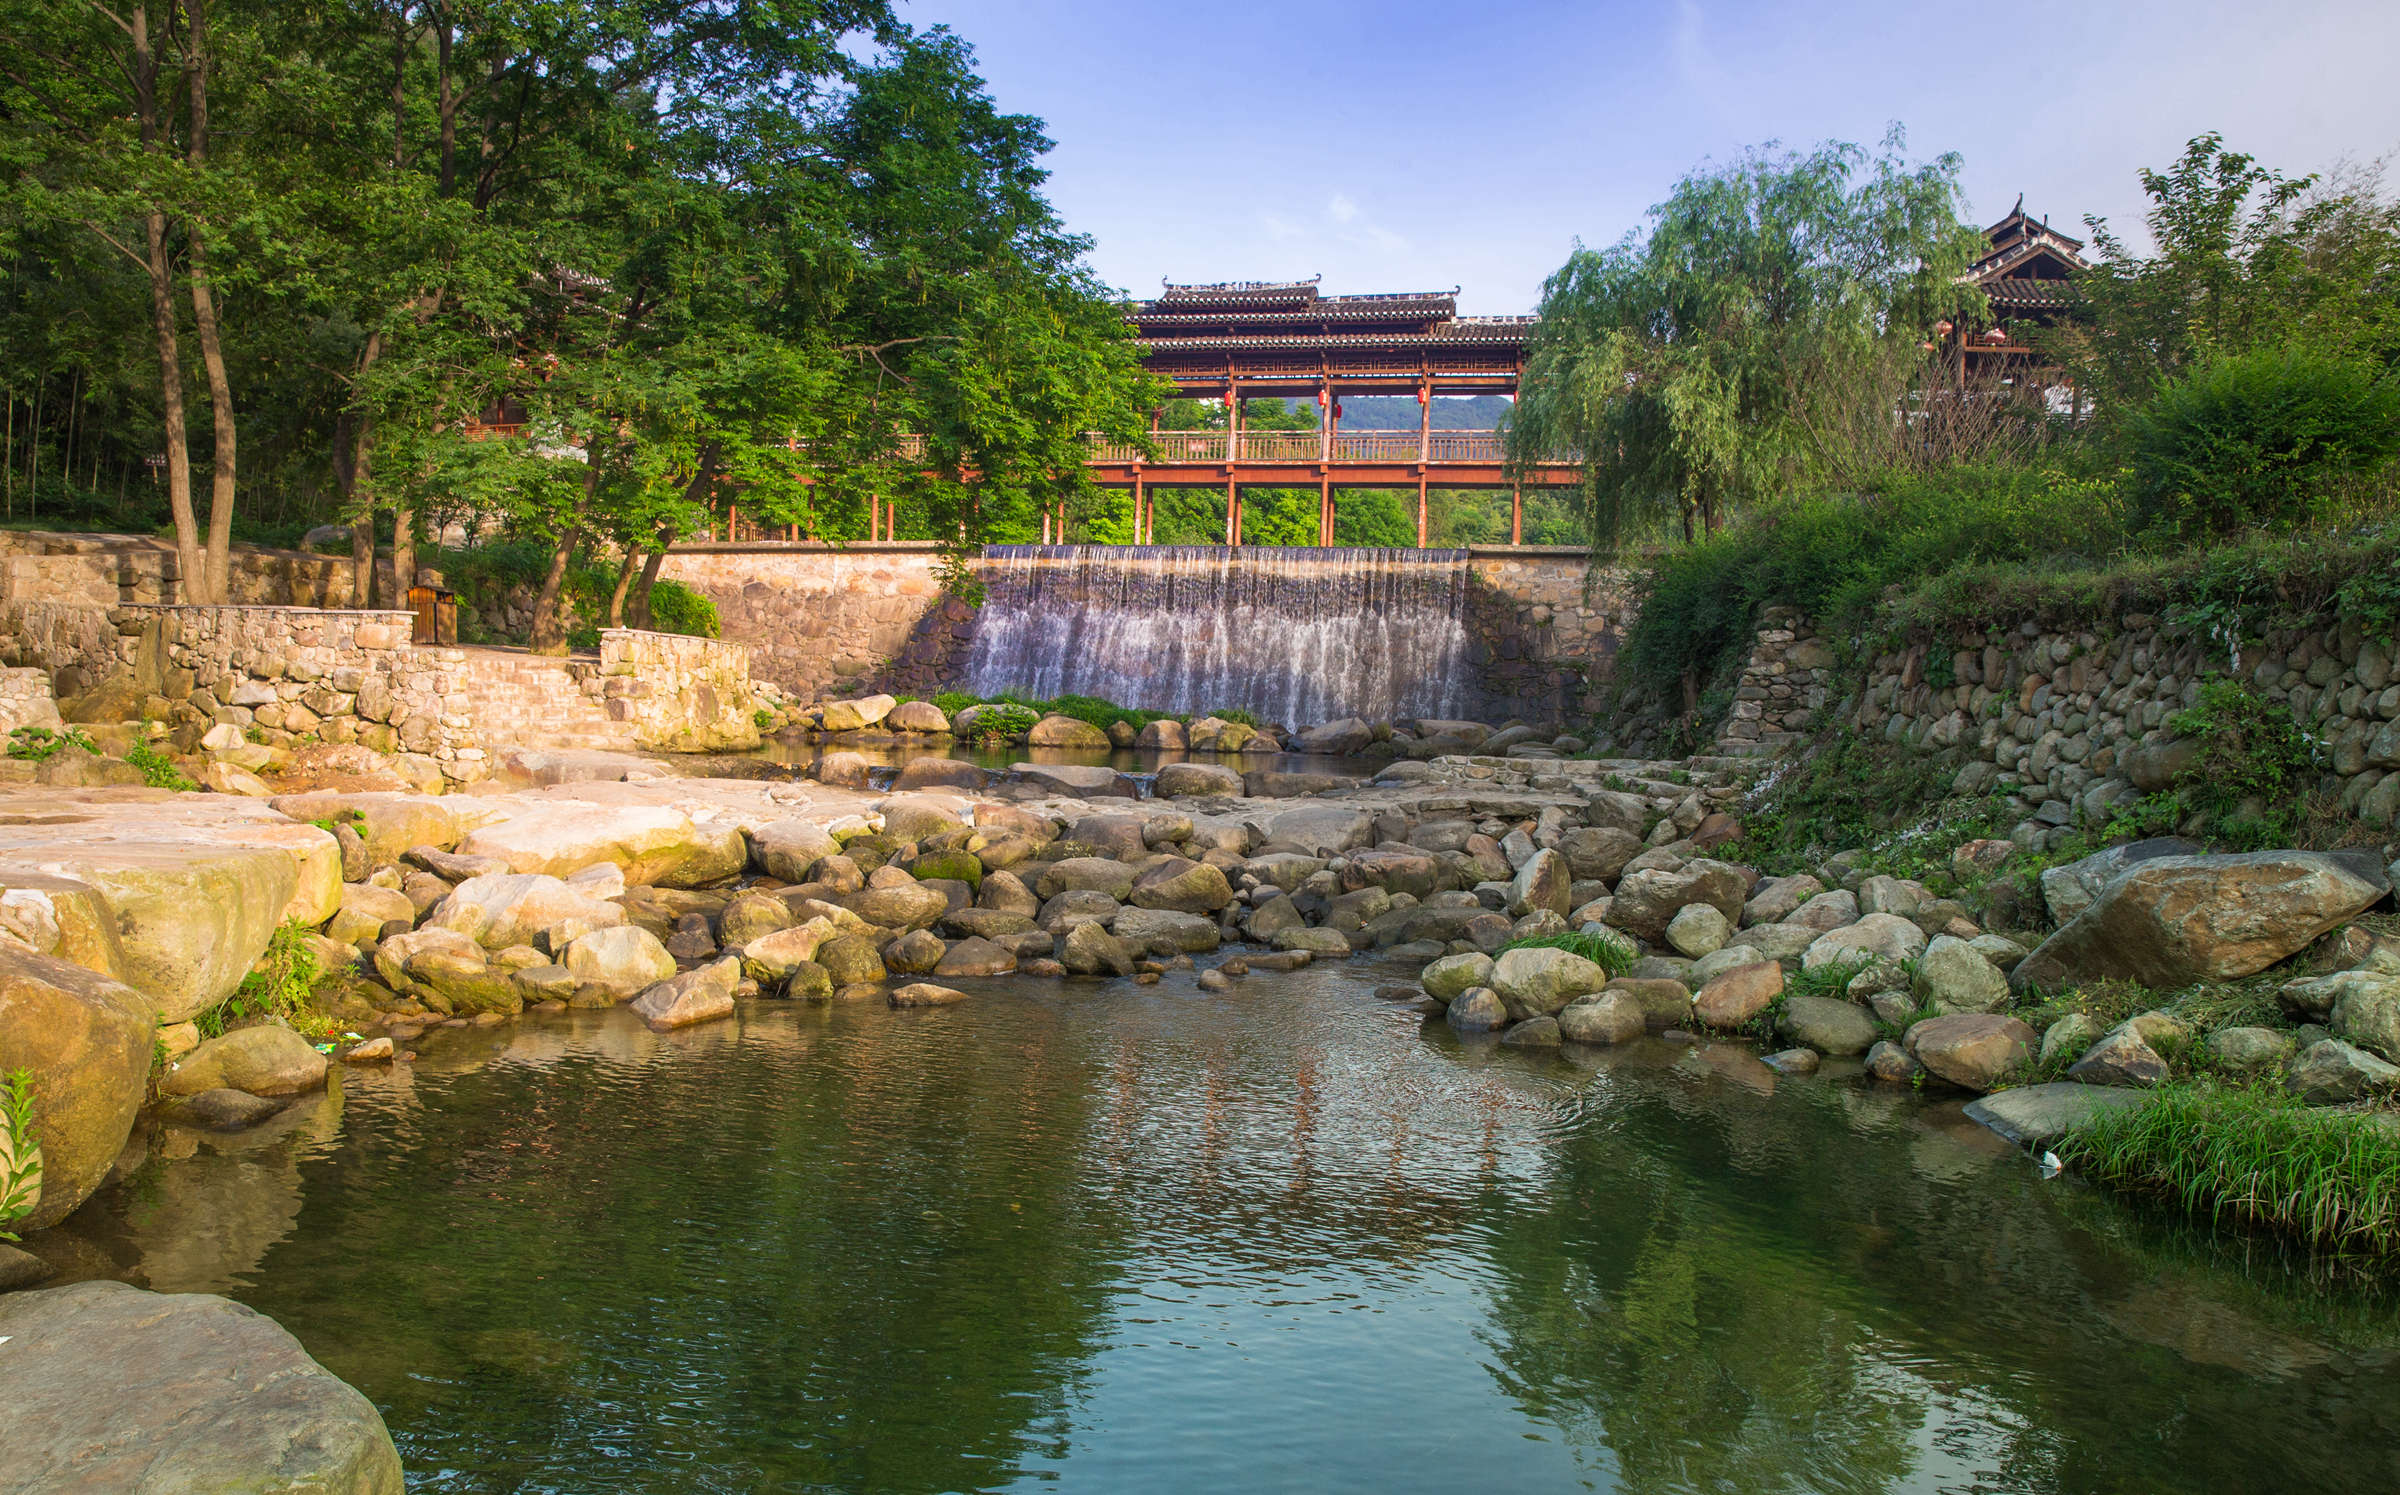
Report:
0,530,359,609
0,668,59,736
1712,607,1837,757
663,541,1628,727
587,630,761,751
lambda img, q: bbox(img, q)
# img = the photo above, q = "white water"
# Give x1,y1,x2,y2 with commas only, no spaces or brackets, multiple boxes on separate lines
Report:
963,545,1474,725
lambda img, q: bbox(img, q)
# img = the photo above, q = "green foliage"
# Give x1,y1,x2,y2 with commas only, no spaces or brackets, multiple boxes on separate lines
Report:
2058,1081,2400,1254
991,691,1163,733
1208,707,1262,728
199,920,326,1042
1620,464,2123,701
4,724,96,762
125,740,197,791
2128,343,2400,540
753,707,776,731
0,1067,37,1241
931,691,980,717
2109,678,2324,850
961,703,1039,745
1499,928,1636,977
1512,129,1989,547
1727,732,1985,872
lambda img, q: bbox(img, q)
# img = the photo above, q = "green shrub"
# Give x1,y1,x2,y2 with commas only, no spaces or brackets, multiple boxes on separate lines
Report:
0,1068,37,1241
2129,342,2400,541
2102,678,2323,851
5,725,97,762
2057,1081,2400,1253
199,920,327,1041
126,740,198,791
963,703,1040,744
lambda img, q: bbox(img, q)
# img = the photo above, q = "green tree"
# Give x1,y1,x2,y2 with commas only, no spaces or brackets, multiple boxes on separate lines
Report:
1509,130,1988,548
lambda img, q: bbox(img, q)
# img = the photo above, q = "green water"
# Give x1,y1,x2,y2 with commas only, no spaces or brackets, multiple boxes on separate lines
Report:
58,960,2400,1493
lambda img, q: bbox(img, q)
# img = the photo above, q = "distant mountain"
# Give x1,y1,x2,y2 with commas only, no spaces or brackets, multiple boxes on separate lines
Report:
1275,394,1512,431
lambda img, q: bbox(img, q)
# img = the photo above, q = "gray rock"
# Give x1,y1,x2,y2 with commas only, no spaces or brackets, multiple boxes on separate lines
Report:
1964,1082,2149,1148
1500,1015,1563,1048
2205,1026,2296,1075
2067,1025,2170,1087
1804,913,1927,972
2329,973,2400,1064
1607,859,1749,942
1111,906,1222,954
1272,927,1352,956
1487,946,1612,1021
1505,847,1573,920
1447,986,1507,1032
1421,952,1494,1001
1741,874,1824,926
1665,903,1731,958
1762,1048,1820,1075
2018,851,2389,992
1777,994,1878,1055
162,1088,287,1130
1782,889,1860,932
1060,921,1135,976
0,1280,402,1492
159,1024,329,1099
2039,837,2204,923
630,957,740,1030
1558,991,1645,1045
1863,1040,1922,1083
1911,935,2010,1013
2286,1039,2400,1103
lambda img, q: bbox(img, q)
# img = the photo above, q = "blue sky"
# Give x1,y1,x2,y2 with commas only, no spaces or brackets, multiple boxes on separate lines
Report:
902,0,2400,313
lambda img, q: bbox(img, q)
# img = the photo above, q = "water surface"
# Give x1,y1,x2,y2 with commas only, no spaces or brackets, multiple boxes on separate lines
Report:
55,960,2400,1494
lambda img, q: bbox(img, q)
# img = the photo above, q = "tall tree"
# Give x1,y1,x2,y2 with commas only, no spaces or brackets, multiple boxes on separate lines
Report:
1508,131,1988,548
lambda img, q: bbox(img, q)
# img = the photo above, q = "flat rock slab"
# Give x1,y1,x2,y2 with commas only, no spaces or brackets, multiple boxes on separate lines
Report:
1963,1082,2150,1148
0,1280,402,1494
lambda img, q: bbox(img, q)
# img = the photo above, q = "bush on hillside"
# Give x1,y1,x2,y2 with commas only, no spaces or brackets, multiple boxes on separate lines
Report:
2129,342,2400,540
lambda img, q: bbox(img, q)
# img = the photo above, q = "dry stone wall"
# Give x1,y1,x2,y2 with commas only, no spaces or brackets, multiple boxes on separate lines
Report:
1462,549,1629,726
0,668,58,736
0,529,359,609
588,630,762,751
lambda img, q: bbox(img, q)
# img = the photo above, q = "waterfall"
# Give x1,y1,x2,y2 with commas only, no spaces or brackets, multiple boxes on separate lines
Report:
962,545,1474,725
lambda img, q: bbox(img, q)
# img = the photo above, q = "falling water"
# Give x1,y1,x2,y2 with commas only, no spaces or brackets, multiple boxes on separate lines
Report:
962,545,1474,724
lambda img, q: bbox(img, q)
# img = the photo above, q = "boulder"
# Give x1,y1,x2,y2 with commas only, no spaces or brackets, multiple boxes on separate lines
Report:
0,945,153,1230
890,982,969,1007
934,937,1018,977
561,925,678,997
751,820,843,881
2015,852,2389,991
1778,993,1878,1055
820,694,897,732
1059,921,1134,977
427,872,624,950
1273,927,1351,956
1910,935,2010,1013
1040,890,1122,935
1558,991,1645,1045
718,892,793,948
1152,761,1243,798
2330,974,2400,1064
1692,960,1783,1031
1556,827,1642,882
1111,907,1221,954
817,935,888,987
847,882,951,932
1783,889,1860,932
164,1088,286,1130
1606,977,1693,1028
272,791,489,869
1035,857,1137,902
1803,914,1928,972
1500,1015,1563,1048
1420,952,1494,1002
740,918,840,983
887,700,950,733
1136,718,1187,751
1446,986,1508,1032
1665,903,1731,958
2067,1025,2170,1087
1130,857,1235,914
1486,946,1611,1022
883,928,948,974
158,1024,329,1098
2038,837,2204,924
2203,1026,2296,1075
457,803,747,887
894,758,989,792
325,882,418,948
1905,1013,2037,1091
1721,923,1818,969
630,957,740,1031
1505,847,1572,920
0,1281,402,1493
813,751,875,788
1607,859,1748,942
1257,805,1375,856
2040,1013,2101,1068
1028,714,1111,749
1963,1083,2149,1148
879,796,968,842
2278,969,2395,1022
1741,874,1824,927
2286,1039,2400,1103
1342,847,1445,898
1863,1040,1922,1083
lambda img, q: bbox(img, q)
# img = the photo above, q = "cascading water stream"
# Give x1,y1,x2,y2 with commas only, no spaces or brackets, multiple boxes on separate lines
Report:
962,545,1474,724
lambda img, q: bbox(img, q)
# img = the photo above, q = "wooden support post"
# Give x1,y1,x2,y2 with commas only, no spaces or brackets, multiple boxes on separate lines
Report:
1225,478,1236,547
1132,475,1144,545
1417,472,1429,548
1510,482,1523,545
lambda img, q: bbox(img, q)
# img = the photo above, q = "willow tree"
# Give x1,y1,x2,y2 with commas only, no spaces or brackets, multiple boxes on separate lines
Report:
1508,131,1988,548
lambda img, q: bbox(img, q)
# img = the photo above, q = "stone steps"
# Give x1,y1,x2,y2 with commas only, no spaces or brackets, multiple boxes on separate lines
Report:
449,648,640,752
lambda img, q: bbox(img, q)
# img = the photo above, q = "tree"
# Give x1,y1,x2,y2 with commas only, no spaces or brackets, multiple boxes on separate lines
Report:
1509,130,1988,548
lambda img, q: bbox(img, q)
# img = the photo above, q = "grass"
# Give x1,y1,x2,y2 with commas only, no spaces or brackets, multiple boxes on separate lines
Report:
199,919,333,1041
4,724,97,762
1501,927,1637,977
0,1067,37,1241
2057,1081,2400,1254
126,739,198,791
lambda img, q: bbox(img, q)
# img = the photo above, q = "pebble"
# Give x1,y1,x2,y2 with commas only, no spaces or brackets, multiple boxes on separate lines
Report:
1197,969,1231,992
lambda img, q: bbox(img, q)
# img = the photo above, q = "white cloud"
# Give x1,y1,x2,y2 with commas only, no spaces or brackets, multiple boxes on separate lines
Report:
1327,193,1359,224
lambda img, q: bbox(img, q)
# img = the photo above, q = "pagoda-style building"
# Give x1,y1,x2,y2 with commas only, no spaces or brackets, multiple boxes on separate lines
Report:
1943,198,2090,386
1088,279,1569,546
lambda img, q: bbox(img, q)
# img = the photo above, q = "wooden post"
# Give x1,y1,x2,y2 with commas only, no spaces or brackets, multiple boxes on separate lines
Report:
1510,482,1523,545
1224,478,1235,547
1132,475,1145,545
1417,472,1429,548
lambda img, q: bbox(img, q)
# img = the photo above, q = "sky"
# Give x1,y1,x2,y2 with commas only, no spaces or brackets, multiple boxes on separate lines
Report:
901,0,2400,313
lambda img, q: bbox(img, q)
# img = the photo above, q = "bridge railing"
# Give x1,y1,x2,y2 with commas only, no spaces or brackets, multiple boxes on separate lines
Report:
1084,429,1562,465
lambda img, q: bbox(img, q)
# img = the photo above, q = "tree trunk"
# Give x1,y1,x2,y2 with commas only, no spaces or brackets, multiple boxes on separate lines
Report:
388,502,416,607
528,527,580,656
186,0,235,603
628,534,671,630
606,546,638,627
131,6,203,598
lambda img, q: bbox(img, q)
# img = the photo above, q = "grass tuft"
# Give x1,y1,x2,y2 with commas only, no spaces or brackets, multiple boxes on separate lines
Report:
1501,927,1637,977
2057,1081,2400,1254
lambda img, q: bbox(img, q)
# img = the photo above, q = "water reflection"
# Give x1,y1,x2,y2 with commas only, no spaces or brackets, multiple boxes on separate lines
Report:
49,961,2400,1494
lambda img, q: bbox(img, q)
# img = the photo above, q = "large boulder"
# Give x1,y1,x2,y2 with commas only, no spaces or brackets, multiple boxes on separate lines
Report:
0,1281,402,1493
1153,762,1242,798
1963,1083,2149,1148
1341,847,1445,898
456,802,747,887
1420,952,1493,1002
1803,913,1928,972
2329,974,2400,1065
1256,805,1374,856
1741,874,1824,927
1693,960,1782,1031
739,918,840,984
1295,717,1373,755
887,700,950,733
751,819,843,881
1486,946,1611,1022
270,791,490,869
631,957,740,1031
0,869,126,982
2015,852,2389,991
819,694,897,731
1558,991,1645,1045
847,882,951,933
426,872,624,950
158,1024,329,1099
1606,859,1748,942
1905,1013,2037,1092
1129,857,1235,914
2286,1039,2400,1103
325,882,418,948
1035,858,1137,902
1910,934,2009,1013
1506,847,1572,920
894,758,989,792
1556,827,1642,882
0,945,153,1230
2066,1025,2170,1087
1028,714,1111,749
1778,993,1878,1055
2038,837,2205,924
1059,921,1134,976
562,925,678,997
1111,906,1221,954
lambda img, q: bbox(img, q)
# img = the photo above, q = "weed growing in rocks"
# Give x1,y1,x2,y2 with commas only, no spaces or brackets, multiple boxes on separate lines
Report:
4,724,97,761
201,920,329,1041
0,1068,37,1241
2058,1082,2400,1255
125,739,197,791
1501,928,1636,975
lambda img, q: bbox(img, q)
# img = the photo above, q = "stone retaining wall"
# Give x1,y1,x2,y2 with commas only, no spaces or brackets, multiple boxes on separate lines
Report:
0,667,58,736
662,541,1627,726
0,530,359,609
587,630,761,751
1712,607,1836,756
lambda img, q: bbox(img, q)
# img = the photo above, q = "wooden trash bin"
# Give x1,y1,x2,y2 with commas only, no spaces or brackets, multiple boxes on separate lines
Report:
407,582,458,646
